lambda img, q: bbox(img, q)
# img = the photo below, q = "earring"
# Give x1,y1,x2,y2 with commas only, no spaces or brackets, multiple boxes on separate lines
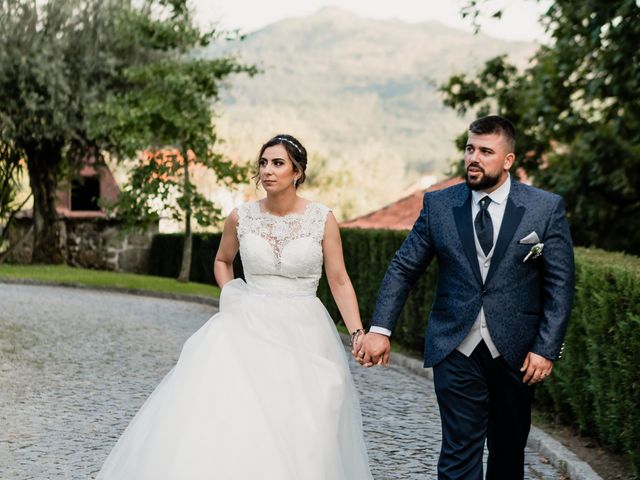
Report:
293,177,298,187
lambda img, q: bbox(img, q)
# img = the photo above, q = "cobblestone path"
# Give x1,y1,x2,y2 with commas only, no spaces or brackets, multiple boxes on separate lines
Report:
0,284,564,479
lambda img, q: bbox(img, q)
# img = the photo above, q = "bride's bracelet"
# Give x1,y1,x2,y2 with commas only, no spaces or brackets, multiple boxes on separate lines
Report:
349,328,365,346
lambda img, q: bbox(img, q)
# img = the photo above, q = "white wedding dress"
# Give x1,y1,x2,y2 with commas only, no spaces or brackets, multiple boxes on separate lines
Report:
96,201,373,480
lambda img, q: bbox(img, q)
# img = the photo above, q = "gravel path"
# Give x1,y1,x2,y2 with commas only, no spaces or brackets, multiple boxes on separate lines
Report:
0,284,564,479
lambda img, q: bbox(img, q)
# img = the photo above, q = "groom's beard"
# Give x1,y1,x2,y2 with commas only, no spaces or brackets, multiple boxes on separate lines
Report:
465,164,501,191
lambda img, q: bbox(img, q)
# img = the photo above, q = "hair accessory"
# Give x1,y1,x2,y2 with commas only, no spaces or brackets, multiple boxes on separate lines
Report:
275,137,303,155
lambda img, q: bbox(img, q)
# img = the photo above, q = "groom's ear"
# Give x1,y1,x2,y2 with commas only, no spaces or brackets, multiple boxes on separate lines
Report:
504,152,515,170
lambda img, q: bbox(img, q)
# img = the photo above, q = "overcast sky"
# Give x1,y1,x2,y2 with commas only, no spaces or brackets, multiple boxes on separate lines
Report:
192,0,552,42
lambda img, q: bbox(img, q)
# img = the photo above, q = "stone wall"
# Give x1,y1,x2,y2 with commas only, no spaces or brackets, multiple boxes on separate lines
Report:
7,218,158,274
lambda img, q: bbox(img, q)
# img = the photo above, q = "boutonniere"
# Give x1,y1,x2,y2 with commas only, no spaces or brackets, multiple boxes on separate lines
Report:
523,243,544,262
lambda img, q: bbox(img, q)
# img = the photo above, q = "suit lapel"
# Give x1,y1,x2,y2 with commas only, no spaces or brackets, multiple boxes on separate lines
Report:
453,193,483,286
485,193,525,286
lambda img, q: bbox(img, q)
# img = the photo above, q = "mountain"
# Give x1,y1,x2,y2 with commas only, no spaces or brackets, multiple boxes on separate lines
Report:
203,7,535,217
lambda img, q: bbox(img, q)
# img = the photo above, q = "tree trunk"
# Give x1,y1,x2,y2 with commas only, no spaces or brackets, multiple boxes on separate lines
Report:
25,142,65,264
178,214,192,283
177,152,192,283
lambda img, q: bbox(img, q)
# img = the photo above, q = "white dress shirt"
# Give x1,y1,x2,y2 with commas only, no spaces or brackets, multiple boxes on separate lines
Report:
370,176,511,361
456,176,511,358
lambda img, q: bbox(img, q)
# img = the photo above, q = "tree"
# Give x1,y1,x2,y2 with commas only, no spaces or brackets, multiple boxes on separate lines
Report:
0,0,248,265
89,24,256,281
442,0,640,254
0,0,132,262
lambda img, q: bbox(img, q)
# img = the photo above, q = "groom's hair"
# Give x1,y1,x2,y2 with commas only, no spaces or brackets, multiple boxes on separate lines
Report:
469,115,516,152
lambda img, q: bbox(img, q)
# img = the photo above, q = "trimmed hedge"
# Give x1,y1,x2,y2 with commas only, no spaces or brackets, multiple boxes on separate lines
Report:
148,233,243,284
149,231,639,473
317,228,436,353
535,248,640,473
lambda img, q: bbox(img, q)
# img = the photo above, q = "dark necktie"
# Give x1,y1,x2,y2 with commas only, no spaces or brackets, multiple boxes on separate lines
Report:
475,196,493,256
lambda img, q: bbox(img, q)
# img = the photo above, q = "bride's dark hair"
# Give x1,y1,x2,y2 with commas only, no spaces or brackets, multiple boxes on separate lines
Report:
254,134,307,189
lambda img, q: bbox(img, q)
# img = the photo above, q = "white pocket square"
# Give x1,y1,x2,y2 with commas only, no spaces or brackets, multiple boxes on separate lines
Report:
518,231,540,244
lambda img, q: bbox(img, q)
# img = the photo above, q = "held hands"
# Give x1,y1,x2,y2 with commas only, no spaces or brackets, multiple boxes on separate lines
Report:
352,332,391,368
520,351,553,385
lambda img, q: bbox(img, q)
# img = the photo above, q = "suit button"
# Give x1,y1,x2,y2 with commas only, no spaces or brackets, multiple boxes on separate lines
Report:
481,289,488,296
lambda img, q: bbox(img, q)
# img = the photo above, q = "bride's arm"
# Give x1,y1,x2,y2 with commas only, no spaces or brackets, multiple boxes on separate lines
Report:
322,212,365,350
214,210,240,288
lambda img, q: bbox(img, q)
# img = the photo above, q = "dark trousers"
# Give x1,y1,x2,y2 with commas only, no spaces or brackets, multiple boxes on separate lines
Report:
432,341,534,480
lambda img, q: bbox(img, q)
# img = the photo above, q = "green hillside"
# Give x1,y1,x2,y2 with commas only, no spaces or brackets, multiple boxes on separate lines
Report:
203,7,535,218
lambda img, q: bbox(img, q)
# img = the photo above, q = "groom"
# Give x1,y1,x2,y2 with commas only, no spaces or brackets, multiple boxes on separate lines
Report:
357,115,575,479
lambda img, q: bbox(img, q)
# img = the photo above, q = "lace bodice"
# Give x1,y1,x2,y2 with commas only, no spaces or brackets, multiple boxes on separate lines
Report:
236,201,330,296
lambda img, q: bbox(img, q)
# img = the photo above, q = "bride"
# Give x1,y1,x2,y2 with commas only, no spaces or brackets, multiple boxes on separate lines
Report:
96,134,373,479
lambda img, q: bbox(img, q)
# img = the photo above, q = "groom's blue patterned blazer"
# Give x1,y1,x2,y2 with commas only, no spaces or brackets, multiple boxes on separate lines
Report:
370,179,575,370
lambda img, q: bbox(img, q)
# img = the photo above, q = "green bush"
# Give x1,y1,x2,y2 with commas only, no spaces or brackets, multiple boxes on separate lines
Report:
535,248,640,473
148,233,243,285
149,231,639,472
318,228,436,353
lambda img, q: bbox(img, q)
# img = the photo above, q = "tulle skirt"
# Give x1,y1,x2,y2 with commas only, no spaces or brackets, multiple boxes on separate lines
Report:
96,279,372,479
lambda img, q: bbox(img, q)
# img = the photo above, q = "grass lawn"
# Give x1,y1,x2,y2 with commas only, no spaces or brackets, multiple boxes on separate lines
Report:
0,264,220,298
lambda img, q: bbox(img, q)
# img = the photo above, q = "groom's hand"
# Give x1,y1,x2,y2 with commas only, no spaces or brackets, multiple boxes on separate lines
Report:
520,352,553,385
357,333,391,368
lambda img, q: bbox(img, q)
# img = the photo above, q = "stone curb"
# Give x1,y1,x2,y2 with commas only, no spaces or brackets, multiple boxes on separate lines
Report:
528,426,602,480
2,278,602,480
0,278,219,308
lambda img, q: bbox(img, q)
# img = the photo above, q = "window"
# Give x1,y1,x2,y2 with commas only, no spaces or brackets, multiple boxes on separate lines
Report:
71,176,100,211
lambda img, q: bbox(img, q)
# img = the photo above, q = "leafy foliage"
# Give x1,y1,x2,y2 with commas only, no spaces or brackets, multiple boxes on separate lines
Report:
87,8,256,281
90,56,256,231
537,248,640,474
0,0,254,264
442,0,640,254
147,233,244,284
0,0,153,261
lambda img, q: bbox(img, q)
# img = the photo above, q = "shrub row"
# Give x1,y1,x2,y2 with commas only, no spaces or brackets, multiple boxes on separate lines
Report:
148,233,243,284
317,228,436,353
149,230,639,473
535,248,640,473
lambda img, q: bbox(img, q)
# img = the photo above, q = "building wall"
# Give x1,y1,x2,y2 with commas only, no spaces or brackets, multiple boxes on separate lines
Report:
8,218,158,274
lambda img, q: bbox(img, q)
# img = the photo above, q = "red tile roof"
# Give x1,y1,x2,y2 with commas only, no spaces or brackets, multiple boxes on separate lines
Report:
340,176,464,230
